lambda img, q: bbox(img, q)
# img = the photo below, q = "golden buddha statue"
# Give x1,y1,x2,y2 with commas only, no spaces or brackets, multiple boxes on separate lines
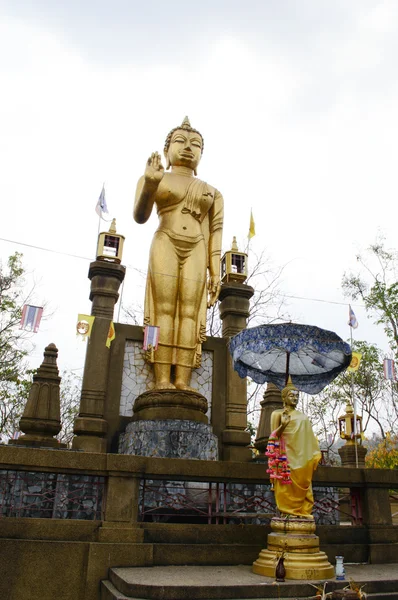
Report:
266,378,321,518
134,117,224,391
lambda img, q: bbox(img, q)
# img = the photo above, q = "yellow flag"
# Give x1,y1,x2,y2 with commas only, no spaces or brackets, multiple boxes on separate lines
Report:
106,321,115,348
76,314,95,340
248,210,256,240
347,351,362,372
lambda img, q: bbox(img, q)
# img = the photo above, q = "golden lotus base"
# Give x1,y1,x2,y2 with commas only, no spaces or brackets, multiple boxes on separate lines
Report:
252,517,334,580
132,389,208,424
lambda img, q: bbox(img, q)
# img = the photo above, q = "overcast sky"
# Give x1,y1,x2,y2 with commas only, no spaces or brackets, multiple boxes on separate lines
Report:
1,1,398,374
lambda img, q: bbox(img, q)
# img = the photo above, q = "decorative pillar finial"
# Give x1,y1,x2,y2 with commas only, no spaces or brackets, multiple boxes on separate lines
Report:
11,343,64,448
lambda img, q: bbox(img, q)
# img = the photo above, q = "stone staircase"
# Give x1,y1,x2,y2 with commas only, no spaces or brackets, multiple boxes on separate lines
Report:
100,524,398,600
101,564,398,600
140,523,264,566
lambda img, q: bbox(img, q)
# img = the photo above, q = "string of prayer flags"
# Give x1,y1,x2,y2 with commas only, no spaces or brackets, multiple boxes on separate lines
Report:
76,314,95,340
20,305,43,333
143,325,160,351
383,358,396,381
106,321,115,348
347,351,362,372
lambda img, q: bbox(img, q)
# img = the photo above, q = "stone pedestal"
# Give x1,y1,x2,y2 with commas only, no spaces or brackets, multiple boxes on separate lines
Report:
132,389,208,424
10,344,64,448
338,443,367,468
119,419,218,460
73,260,125,453
252,517,334,580
219,282,254,462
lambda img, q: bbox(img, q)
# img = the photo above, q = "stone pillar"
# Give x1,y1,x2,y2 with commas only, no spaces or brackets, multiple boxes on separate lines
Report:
362,477,392,527
73,260,125,453
10,344,63,448
338,443,367,468
254,383,283,457
219,281,254,462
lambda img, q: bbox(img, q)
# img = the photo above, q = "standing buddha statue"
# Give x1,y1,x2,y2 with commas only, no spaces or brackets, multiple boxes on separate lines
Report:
134,117,224,391
253,379,334,579
266,377,322,518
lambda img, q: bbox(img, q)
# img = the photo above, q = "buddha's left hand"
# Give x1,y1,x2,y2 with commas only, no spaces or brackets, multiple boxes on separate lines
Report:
207,275,221,307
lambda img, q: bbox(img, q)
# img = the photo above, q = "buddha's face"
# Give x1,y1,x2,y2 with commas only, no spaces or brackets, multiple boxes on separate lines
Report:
284,389,299,408
166,129,203,171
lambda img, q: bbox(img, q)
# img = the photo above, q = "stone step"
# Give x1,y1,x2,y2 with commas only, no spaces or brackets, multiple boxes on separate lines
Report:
103,564,398,600
151,543,262,566
370,543,398,563
101,580,130,600
367,594,398,599
100,580,297,600
143,523,267,546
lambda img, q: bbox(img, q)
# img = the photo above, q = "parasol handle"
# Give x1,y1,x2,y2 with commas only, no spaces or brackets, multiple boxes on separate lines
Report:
285,352,290,386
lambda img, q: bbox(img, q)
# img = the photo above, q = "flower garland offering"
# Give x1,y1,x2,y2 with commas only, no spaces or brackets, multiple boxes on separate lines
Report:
266,431,292,484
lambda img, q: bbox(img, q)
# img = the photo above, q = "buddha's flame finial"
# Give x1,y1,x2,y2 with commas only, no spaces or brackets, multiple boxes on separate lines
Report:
181,116,191,129
282,375,298,400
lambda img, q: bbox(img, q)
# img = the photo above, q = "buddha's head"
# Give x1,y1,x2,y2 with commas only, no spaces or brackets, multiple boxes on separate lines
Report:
164,117,204,174
281,377,299,408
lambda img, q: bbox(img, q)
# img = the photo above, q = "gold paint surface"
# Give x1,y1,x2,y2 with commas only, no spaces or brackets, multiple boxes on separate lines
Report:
252,516,334,580
269,382,321,517
134,118,223,392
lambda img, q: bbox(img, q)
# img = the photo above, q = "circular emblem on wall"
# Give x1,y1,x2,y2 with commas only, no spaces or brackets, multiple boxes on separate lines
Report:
77,320,90,335
350,355,359,369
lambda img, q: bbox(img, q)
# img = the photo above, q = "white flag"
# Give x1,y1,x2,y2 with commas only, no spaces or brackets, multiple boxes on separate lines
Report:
348,305,358,329
95,185,109,219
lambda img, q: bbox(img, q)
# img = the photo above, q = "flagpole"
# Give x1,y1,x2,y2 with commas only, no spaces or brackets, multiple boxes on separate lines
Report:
350,322,359,469
95,182,105,258
117,278,125,323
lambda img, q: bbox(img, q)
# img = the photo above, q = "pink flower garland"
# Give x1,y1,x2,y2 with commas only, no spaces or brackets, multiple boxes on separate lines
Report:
266,430,292,484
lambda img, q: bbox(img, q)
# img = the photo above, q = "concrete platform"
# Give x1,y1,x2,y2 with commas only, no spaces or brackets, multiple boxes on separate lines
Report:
102,563,398,599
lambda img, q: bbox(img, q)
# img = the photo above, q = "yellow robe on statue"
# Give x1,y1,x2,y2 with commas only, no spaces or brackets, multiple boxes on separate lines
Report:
274,409,321,518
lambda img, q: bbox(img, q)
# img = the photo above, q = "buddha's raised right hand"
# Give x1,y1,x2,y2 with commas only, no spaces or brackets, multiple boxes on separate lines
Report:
145,152,164,188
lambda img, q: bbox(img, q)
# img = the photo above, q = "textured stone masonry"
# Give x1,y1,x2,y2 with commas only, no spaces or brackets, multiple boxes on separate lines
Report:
120,342,213,418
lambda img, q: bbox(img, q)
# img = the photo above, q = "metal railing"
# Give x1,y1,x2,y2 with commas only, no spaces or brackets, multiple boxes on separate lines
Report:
139,479,363,526
0,470,105,520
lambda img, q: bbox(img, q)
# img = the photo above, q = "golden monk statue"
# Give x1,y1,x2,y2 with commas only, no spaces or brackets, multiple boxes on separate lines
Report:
266,378,321,518
134,117,224,391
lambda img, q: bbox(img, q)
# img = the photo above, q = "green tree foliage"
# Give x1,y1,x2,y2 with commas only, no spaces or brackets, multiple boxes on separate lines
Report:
0,253,32,438
0,252,82,444
330,340,395,439
298,340,395,464
342,238,398,360
58,370,81,445
366,432,398,469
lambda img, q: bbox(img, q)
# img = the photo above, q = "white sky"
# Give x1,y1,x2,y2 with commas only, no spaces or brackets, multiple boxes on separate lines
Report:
1,0,397,374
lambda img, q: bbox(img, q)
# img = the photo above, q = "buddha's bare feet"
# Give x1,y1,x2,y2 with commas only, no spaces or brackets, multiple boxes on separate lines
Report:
155,382,176,390
175,381,196,392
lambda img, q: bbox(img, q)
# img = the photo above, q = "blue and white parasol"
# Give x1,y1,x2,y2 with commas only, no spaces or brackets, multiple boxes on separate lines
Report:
229,323,352,395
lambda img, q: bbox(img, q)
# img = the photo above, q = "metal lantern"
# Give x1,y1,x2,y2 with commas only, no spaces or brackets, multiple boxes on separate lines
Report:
221,237,248,284
338,402,363,444
97,219,125,263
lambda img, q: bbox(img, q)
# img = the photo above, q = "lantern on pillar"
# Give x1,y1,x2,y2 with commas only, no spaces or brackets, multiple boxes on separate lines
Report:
338,402,363,444
97,219,125,263
221,237,248,284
